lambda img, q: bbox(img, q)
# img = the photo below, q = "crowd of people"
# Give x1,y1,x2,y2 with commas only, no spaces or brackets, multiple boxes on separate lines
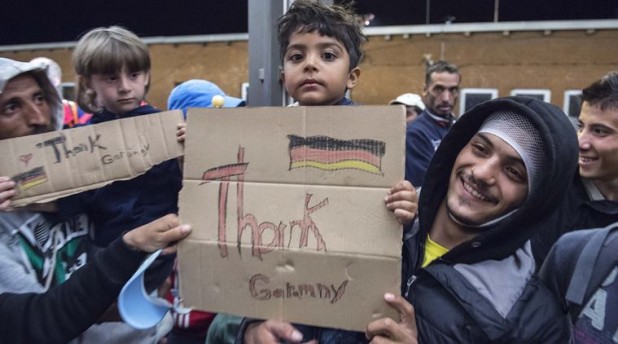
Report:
1,0,617,343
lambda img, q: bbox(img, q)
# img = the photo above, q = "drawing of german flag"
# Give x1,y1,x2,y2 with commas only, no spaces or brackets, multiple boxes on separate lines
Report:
12,166,47,191
288,135,385,175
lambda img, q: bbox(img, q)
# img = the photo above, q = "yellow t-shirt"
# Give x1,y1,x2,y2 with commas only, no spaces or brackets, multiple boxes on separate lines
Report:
422,235,449,267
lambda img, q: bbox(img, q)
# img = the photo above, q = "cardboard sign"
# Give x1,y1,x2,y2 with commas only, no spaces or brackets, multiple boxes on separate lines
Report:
178,105,405,331
0,110,184,206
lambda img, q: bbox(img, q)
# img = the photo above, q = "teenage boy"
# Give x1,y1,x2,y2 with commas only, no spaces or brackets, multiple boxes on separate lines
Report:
532,71,618,265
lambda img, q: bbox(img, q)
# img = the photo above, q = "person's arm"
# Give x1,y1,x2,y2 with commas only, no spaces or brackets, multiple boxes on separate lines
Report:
365,293,418,344
0,214,191,344
405,129,434,187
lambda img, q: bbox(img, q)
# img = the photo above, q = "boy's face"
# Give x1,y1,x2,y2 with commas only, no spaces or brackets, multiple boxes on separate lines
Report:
0,73,53,140
445,132,528,226
88,65,149,115
577,101,618,183
281,30,360,106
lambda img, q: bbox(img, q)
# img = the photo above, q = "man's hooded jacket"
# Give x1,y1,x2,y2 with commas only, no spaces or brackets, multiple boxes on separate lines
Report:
404,96,578,343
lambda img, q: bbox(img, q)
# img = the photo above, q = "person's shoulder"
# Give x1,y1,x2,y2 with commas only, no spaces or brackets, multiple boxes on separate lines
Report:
555,227,598,249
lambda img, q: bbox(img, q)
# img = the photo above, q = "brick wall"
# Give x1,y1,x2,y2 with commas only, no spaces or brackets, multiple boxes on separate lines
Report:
2,29,616,113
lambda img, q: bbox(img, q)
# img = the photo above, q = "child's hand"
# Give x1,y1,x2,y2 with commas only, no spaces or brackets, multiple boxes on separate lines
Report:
177,122,187,144
384,180,417,225
0,176,17,211
122,214,192,254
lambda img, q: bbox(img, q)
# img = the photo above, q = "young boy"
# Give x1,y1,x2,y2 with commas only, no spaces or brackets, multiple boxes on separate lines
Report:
238,1,416,343
277,0,364,107
55,27,181,342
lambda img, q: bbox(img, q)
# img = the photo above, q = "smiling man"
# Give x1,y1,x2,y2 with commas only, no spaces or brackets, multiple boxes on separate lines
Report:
235,97,577,344
532,72,618,265
365,96,577,343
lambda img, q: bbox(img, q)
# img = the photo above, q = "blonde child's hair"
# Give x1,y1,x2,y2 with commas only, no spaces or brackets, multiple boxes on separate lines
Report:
73,26,151,113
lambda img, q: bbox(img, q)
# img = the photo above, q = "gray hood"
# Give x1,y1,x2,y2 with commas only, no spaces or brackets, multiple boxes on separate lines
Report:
0,58,63,131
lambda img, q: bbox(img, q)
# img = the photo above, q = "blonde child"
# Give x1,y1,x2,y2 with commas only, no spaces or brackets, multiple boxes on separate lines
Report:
54,29,181,342
57,26,182,249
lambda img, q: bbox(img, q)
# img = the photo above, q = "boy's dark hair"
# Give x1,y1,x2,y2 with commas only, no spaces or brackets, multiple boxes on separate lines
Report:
277,0,367,70
425,60,461,86
581,71,618,111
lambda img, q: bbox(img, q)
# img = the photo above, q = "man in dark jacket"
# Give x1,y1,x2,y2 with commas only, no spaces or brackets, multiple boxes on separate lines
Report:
405,60,460,187
367,96,577,343
532,71,618,265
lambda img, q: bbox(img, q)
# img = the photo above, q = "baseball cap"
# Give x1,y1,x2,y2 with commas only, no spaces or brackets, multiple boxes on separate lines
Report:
167,79,246,118
389,93,425,111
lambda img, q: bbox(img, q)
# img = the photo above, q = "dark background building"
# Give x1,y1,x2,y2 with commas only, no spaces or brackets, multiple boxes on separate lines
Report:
1,0,617,45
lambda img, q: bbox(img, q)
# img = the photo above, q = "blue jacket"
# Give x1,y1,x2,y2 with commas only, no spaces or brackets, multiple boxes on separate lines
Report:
405,110,453,186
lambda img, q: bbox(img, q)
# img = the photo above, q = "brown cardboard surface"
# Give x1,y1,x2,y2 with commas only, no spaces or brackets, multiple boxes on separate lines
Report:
178,105,406,331
0,110,184,206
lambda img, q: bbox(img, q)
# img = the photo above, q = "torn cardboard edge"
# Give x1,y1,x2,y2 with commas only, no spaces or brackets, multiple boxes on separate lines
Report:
0,110,184,206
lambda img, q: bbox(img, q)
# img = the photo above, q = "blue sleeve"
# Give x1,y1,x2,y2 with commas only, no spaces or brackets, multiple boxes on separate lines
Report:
405,127,435,187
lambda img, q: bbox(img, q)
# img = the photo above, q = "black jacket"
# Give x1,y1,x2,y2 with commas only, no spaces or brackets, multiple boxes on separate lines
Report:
402,97,577,343
531,173,618,266
0,237,146,344
57,104,183,247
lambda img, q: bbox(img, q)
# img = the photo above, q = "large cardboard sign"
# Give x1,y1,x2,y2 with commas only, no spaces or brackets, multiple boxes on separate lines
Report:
178,105,405,331
0,110,184,206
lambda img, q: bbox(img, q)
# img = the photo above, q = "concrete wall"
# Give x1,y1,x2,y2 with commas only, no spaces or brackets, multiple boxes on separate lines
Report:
2,29,617,114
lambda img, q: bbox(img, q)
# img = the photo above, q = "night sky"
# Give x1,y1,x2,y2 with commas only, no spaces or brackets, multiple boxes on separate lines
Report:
1,0,617,46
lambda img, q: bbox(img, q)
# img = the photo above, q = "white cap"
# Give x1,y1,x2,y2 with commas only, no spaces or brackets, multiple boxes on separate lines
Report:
389,93,425,110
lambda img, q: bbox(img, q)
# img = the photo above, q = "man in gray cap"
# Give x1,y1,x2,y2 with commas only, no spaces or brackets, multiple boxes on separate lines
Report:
0,57,165,343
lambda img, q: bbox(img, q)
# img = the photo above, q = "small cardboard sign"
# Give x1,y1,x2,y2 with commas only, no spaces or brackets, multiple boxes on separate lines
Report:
0,110,184,206
178,105,405,331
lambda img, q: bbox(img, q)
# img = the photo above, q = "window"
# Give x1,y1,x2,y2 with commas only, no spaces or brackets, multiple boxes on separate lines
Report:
563,89,582,128
459,88,498,115
510,89,551,102
60,82,76,101
563,90,582,118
